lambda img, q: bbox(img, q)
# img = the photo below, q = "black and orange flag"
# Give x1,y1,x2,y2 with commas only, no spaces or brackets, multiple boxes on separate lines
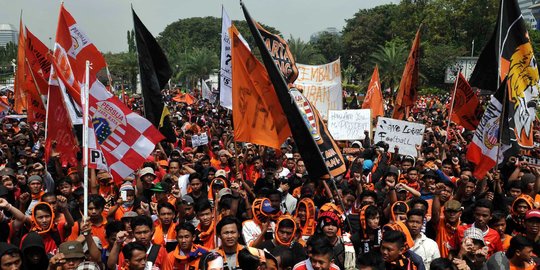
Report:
392,26,421,120
362,65,384,119
469,0,539,148
450,73,482,130
230,25,291,149
13,16,27,114
255,24,298,84
241,2,346,179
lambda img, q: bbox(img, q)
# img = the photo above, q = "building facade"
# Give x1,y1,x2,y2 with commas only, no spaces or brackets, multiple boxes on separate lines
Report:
0,24,18,47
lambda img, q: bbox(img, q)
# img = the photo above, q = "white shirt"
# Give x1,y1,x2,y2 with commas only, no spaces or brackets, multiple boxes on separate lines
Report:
242,219,275,246
411,233,440,270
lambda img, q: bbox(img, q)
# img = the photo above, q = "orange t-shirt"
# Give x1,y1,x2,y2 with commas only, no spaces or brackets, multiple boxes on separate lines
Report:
162,244,209,270
67,219,108,249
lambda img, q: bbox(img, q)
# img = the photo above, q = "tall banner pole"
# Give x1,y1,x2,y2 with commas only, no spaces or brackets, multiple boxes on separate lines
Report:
445,69,461,144
83,60,90,218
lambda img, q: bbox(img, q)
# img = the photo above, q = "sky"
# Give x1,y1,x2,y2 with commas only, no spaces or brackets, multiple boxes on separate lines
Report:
0,0,395,53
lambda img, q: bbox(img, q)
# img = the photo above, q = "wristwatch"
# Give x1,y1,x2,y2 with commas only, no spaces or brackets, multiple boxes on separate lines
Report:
83,231,89,236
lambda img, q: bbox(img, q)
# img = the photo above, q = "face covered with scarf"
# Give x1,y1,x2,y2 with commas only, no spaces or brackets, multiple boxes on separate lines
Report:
317,210,342,239
274,215,297,246
31,202,55,234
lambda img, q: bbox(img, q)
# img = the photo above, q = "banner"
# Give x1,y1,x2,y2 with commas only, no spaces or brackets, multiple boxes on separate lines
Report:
219,6,249,110
230,25,291,149
256,23,298,84
201,79,216,103
295,59,343,120
327,109,371,141
362,65,384,118
393,26,421,120
374,117,425,157
192,132,209,148
132,8,176,143
450,73,482,130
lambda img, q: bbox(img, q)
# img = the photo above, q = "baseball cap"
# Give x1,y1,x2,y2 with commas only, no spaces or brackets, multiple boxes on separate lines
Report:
149,182,166,193
59,241,85,259
27,175,42,184
218,188,233,200
67,167,78,176
525,209,540,220
215,169,227,179
261,198,278,214
386,166,399,176
444,200,462,212
139,167,156,177
363,160,374,171
463,227,485,246
182,195,194,205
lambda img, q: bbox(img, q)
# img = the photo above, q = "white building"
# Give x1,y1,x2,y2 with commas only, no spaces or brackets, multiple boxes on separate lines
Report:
519,0,538,29
0,24,17,47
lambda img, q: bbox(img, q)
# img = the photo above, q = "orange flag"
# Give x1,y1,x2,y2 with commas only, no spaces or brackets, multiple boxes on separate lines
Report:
25,28,51,96
392,26,421,120
13,17,27,114
450,73,483,130
230,25,291,149
362,65,384,119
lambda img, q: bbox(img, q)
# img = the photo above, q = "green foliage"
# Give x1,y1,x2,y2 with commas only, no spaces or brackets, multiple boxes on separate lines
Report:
418,86,446,95
342,83,361,93
104,51,138,91
177,47,219,89
311,31,343,63
343,0,499,87
287,36,326,65
369,39,408,93
529,29,540,63
342,64,357,84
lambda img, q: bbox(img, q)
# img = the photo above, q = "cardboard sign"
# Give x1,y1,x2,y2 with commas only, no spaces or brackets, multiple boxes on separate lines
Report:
327,109,371,141
295,59,343,120
191,132,209,147
374,117,425,157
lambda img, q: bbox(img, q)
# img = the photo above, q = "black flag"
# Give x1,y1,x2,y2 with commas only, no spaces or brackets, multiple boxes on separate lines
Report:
132,8,176,142
240,2,346,179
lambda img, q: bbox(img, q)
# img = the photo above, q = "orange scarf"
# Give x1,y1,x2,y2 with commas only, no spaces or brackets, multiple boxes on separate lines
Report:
153,222,177,246
435,217,458,258
170,244,209,269
32,190,45,200
295,198,316,237
197,220,216,250
217,244,244,268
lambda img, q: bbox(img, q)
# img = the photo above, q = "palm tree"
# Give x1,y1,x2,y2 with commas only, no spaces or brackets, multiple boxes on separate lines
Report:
178,47,219,89
342,64,357,84
287,36,326,64
370,40,408,97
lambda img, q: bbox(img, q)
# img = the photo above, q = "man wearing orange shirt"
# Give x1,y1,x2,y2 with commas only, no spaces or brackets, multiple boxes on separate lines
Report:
163,222,209,270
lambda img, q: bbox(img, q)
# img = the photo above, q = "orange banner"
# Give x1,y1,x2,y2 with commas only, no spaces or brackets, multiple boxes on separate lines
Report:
230,25,291,149
362,65,384,119
393,26,421,120
13,18,27,114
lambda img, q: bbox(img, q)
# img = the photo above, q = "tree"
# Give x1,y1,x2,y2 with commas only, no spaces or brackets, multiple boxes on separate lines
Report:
177,47,219,89
370,39,408,94
342,4,398,81
311,31,343,63
287,36,326,65
104,52,138,91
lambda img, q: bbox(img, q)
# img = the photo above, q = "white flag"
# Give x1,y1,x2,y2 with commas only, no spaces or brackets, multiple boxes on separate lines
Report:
201,79,216,103
219,6,249,110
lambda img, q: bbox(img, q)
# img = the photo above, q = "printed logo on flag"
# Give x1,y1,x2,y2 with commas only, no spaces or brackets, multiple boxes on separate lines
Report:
483,116,500,150
91,101,127,145
291,90,321,141
68,24,90,58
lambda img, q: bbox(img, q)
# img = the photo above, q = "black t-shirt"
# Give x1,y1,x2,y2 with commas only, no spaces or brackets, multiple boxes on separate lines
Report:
257,240,307,266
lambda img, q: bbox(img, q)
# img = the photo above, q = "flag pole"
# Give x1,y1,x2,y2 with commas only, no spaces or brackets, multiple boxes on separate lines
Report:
495,78,508,172
445,69,461,144
83,60,90,218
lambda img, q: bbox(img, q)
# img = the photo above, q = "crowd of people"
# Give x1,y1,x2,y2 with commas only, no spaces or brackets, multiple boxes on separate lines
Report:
0,91,540,270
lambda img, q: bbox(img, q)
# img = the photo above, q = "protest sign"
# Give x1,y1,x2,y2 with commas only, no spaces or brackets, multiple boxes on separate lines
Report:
327,109,371,141
374,117,425,157
295,59,343,119
192,132,209,147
